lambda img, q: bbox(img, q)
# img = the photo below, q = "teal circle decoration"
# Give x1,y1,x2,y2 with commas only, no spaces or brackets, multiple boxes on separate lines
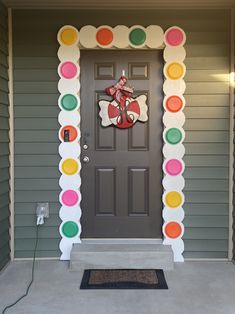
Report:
62,221,79,238
129,28,146,46
165,128,182,145
61,94,78,111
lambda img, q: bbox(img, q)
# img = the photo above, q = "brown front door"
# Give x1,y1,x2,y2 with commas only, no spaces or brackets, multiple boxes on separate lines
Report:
81,51,163,238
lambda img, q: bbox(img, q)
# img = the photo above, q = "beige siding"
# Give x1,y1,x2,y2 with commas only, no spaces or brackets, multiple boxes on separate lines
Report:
13,9,230,258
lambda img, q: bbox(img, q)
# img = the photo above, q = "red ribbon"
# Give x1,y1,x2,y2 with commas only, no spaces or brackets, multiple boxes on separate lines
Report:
105,76,134,102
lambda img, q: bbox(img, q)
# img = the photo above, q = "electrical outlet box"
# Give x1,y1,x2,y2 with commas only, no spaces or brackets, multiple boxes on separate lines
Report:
36,203,49,218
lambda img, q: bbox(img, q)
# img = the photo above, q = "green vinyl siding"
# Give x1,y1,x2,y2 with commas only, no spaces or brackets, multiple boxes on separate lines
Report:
0,1,10,270
13,9,230,258
233,11,235,262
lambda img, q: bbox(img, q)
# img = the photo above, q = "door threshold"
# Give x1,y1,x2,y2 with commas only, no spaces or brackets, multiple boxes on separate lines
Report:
81,238,163,245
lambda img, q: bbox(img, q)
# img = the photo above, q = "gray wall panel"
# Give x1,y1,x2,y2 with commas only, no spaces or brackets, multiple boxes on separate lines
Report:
13,9,230,258
0,0,10,270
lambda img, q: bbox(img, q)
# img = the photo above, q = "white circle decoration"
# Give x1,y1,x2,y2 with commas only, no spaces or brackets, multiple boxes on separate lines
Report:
163,207,185,222
163,46,186,62
162,175,185,191
163,79,186,95
58,78,80,94
59,142,81,158
113,25,129,48
59,206,82,221
58,110,81,127
58,45,80,62
163,111,185,128
146,25,164,48
163,143,185,159
79,25,97,48
59,174,81,190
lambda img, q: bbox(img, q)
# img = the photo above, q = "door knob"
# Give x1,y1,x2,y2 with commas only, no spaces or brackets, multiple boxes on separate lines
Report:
82,156,90,163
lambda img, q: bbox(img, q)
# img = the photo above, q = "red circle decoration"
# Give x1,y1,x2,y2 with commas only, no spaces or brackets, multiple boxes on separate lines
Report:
165,159,183,176
59,61,78,79
96,28,114,46
164,222,182,239
165,28,184,46
165,95,183,113
60,125,78,142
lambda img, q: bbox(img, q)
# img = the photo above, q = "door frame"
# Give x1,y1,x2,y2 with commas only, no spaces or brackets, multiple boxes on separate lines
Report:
57,24,187,262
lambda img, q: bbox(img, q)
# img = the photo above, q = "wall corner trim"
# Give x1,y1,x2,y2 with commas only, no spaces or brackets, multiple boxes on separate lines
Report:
8,7,15,261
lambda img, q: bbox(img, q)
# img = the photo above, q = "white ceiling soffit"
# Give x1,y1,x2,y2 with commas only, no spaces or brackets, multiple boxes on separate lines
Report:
2,0,235,9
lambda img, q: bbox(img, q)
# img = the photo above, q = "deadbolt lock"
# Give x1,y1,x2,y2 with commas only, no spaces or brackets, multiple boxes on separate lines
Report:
82,156,90,163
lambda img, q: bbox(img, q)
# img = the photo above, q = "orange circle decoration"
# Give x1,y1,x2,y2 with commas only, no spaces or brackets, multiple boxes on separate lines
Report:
165,96,183,113
164,222,182,239
165,62,185,80
96,27,114,46
59,26,79,46
165,191,183,208
61,158,79,175
60,125,78,142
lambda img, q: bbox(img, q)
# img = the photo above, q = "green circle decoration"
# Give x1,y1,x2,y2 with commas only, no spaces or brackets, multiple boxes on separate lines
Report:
61,94,78,111
62,221,79,238
165,128,182,145
129,28,146,46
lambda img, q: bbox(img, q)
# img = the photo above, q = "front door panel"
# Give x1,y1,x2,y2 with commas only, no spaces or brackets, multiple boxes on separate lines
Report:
81,51,163,238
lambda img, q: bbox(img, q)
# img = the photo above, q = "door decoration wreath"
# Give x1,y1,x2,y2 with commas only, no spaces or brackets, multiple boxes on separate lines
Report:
98,75,148,129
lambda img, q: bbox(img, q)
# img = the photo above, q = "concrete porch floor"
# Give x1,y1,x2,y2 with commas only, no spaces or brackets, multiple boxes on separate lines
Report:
0,261,235,314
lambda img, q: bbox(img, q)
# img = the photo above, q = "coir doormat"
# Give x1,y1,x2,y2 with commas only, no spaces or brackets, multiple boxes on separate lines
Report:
80,269,168,289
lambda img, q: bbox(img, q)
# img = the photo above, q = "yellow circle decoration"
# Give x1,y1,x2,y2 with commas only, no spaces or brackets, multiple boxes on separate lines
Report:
61,158,79,175
166,62,185,80
60,27,79,46
165,191,182,208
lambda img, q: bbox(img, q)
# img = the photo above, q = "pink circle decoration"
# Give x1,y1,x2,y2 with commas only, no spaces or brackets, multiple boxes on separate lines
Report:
59,61,78,79
61,190,79,206
165,159,183,176
165,27,185,47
